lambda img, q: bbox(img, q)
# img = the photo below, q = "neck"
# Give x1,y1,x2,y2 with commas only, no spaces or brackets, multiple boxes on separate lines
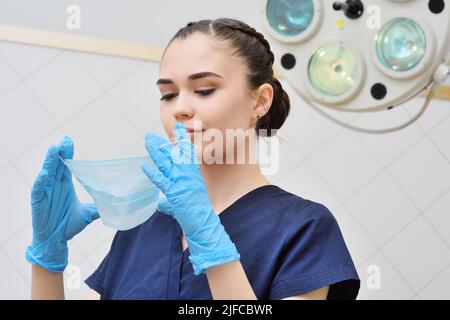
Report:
200,163,269,215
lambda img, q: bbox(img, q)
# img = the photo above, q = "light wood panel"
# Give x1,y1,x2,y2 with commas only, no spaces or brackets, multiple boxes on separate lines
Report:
1,24,449,100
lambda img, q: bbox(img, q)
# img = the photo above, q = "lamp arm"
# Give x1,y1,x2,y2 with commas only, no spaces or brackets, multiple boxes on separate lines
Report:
303,81,440,135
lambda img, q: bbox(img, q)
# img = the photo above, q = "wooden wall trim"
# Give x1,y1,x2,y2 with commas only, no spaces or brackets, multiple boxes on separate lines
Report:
1,24,449,100
0,24,164,61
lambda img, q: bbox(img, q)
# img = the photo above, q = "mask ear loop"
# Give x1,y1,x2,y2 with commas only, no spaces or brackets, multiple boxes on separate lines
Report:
158,138,191,152
58,155,68,165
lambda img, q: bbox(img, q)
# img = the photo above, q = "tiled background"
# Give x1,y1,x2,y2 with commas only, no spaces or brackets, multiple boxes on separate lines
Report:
0,0,450,300
1,41,449,300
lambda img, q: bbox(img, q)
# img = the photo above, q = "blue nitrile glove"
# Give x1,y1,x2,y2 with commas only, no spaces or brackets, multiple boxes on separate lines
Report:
141,123,240,276
25,136,99,272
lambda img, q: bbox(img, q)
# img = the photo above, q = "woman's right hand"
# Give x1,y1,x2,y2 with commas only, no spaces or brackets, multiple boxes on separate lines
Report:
25,136,99,273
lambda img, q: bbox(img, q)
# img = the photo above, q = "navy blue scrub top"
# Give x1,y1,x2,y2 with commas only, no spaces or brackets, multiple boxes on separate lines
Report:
85,185,360,299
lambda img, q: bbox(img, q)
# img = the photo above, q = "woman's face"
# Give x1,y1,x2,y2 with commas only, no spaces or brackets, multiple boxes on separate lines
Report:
157,32,272,164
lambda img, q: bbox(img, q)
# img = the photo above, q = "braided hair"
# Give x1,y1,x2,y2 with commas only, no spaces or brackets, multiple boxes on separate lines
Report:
166,18,291,137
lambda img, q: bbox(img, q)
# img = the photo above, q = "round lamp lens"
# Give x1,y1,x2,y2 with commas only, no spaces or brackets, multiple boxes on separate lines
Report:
308,44,358,97
266,0,314,37
375,17,426,72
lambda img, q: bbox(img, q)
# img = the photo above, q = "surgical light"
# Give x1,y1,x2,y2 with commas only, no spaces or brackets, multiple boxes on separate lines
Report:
375,17,426,73
261,0,450,134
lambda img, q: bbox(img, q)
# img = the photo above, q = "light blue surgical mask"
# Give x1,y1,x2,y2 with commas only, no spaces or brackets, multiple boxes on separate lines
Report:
60,138,191,230
61,155,160,231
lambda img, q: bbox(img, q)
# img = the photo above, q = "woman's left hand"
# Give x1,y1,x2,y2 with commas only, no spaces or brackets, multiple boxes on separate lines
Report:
141,123,240,275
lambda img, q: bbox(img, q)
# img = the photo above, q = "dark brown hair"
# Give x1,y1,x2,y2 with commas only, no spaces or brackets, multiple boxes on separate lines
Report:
163,18,290,137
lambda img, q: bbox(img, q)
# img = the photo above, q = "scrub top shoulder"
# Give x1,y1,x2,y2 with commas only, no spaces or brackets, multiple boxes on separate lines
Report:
85,184,360,299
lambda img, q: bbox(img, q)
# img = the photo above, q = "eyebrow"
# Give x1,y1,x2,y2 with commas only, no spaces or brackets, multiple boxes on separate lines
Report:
156,71,223,85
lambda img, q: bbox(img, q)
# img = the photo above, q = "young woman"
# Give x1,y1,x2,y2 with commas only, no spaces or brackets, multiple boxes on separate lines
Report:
27,18,360,300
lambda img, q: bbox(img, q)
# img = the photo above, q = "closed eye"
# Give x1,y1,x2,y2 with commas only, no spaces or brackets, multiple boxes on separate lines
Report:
160,89,216,101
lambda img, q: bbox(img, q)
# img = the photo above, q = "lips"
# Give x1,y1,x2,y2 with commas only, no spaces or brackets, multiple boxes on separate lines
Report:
185,127,204,133
185,127,205,143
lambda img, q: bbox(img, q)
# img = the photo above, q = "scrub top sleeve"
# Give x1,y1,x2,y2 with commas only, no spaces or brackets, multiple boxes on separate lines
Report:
84,231,119,296
269,203,360,300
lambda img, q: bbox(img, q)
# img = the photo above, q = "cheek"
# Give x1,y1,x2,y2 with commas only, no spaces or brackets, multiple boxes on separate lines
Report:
203,98,254,157
205,92,251,130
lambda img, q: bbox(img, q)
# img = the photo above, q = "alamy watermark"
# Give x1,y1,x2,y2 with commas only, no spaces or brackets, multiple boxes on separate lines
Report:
66,5,81,30
160,121,280,175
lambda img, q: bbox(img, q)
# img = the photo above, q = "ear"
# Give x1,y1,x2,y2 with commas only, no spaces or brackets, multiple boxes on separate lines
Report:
252,83,274,121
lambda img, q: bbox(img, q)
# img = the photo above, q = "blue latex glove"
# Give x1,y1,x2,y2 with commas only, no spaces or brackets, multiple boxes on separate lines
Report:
141,123,240,275
25,136,99,273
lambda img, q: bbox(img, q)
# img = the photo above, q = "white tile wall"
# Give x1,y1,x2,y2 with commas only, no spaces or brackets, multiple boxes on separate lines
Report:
0,250,30,299
0,41,61,79
307,129,383,202
355,108,424,167
418,265,450,300
110,120,172,156
61,94,141,159
281,81,345,157
26,51,103,125
276,159,341,212
1,40,449,300
14,129,68,186
87,237,115,269
0,149,8,169
2,225,33,284
0,165,32,243
387,137,450,211
424,189,450,247
429,113,450,163
75,52,142,90
0,53,20,97
66,239,88,266
383,216,450,292
345,172,418,247
0,85,57,159
73,221,115,257
108,62,164,135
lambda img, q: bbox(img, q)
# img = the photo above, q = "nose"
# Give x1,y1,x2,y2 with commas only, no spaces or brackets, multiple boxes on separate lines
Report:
173,93,195,121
